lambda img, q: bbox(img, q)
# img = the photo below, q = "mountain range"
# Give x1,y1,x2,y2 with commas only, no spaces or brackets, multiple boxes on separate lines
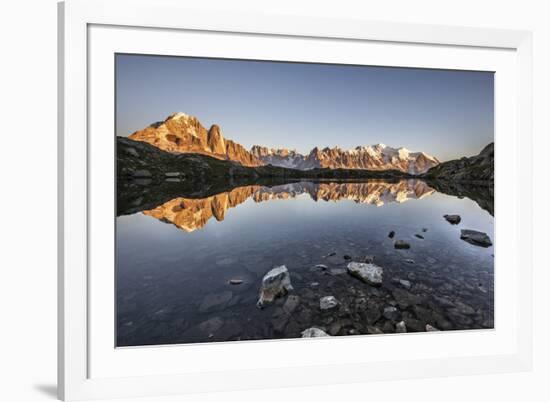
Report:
128,113,439,174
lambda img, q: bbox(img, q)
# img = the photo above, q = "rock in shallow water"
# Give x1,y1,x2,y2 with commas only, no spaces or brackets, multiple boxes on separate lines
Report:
320,296,339,310
301,327,330,337
388,230,395,239
396,321,407,333
426,324,440,331
383,306,400,321
257,265,293,309
394,240,411,249
229,279,243,285
364,255,375,263
460,229,493,247
347,262,383,286
444,214,461,224
398,279,412,289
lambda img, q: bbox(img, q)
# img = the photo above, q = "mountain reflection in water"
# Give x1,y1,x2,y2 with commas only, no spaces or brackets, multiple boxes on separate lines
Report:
142,180,436,233
116,178,494,347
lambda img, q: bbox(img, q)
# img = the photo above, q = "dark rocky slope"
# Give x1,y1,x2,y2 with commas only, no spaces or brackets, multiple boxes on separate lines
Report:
118,136,412,182
421,143,494,183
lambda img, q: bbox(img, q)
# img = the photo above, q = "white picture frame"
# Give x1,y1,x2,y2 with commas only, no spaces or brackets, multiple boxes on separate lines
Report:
58,0,533,400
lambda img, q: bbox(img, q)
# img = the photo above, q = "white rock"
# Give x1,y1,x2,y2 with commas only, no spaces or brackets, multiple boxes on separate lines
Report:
347,261,383,286
399,279,412,289
257,265,293,308
426,324,440,332
320,296,339,310
301,327,330,338
396,321,407,333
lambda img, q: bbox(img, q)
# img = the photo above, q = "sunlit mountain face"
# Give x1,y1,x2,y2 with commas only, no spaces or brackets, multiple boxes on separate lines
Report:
141,180,436,233
128,112,439,174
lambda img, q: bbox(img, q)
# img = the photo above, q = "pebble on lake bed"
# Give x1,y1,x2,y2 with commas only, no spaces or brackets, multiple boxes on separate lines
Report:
383,306,400,321
396,321,407,333
228,279,243,285
444,214,461,224
394,240,411,249
398,279,412,289
388,230,395,238
320,296,339,310
364,255,375,263
301,327,330,338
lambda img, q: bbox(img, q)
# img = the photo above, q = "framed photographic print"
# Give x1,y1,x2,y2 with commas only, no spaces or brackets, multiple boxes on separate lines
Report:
58,0,533,400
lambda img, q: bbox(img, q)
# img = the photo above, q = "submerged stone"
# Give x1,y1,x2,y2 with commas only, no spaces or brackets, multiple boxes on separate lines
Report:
347,261,383,286
320,296,339,310
301,327,330,338
444,214,461,224
395,321,407,333
364,255,375,264
394,240,411,249
398,279,412,289
383,306,400,321
460,229,493,247
257,265,293,309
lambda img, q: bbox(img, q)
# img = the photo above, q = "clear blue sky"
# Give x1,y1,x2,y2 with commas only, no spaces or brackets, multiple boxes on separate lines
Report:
116,54,494,161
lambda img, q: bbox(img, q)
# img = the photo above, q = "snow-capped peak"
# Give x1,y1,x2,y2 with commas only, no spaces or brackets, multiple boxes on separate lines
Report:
251,142,440,174
167,112,191,121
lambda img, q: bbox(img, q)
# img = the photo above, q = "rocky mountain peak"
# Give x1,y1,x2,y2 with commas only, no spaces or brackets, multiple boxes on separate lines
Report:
128,113,261,167
128,112,440,173
207,124,226,155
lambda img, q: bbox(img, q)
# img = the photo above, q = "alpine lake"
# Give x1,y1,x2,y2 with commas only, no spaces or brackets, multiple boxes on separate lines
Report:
116,179,494,346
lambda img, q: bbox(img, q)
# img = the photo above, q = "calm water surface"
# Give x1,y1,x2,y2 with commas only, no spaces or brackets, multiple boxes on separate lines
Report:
116,180,494,346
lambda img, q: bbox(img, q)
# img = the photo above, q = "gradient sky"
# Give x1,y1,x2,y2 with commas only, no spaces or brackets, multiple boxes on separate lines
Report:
116,54,494,161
